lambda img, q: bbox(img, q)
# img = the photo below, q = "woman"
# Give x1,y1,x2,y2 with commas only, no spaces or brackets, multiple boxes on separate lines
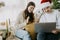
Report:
15,2,35,40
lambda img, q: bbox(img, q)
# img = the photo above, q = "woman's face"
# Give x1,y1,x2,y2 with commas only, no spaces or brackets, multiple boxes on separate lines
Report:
28,5,35,13
43,6,52,13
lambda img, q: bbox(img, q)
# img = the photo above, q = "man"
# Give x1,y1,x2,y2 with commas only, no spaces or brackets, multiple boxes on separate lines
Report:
37,0,60,40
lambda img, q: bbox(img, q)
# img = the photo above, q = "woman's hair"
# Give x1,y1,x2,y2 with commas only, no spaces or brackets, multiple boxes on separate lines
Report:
26,2,35,9
24,2,35,24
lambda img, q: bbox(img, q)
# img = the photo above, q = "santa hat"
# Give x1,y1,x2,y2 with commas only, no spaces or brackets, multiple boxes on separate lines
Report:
40,0,51,9
41,0,51,3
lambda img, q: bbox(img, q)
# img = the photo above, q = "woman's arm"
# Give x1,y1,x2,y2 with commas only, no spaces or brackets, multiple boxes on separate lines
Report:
15,12,29,30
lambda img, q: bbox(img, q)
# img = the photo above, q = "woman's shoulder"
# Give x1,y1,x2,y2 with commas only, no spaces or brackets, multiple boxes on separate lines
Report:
19,10,24,15
18,10,25,17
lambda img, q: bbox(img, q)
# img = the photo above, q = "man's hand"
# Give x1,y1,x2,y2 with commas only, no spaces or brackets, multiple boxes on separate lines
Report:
52,29,59,34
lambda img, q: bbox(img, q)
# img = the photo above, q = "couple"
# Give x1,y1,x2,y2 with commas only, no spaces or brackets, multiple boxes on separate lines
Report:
15,1,60,40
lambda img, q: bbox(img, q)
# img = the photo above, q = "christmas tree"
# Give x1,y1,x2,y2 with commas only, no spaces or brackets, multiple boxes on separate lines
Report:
52,0,60,9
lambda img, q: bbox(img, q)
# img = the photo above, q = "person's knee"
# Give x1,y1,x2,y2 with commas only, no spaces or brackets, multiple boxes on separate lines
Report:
37,32,46,40
22,30,31,40
15,30,30,38
37,32,45,38
37,32,45,36
23,30,29,35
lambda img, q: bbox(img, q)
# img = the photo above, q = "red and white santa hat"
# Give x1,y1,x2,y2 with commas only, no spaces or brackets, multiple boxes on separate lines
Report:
40,0,51,9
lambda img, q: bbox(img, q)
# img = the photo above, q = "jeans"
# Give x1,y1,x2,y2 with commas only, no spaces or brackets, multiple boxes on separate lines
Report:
37,32,60,40
15,29,31,40
37,32,47,40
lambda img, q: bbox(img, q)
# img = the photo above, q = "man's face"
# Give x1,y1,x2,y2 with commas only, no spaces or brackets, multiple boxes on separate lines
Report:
43,6,52,13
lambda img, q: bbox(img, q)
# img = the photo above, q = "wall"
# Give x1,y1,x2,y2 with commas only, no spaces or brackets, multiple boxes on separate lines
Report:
0,0,26,22
0,0,26,29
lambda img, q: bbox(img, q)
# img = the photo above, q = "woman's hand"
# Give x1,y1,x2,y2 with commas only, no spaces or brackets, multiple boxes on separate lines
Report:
52,29,59,34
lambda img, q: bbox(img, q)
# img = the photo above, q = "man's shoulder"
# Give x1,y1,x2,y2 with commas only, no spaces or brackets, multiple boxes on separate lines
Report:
52,9,60,14
53,9,59,13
